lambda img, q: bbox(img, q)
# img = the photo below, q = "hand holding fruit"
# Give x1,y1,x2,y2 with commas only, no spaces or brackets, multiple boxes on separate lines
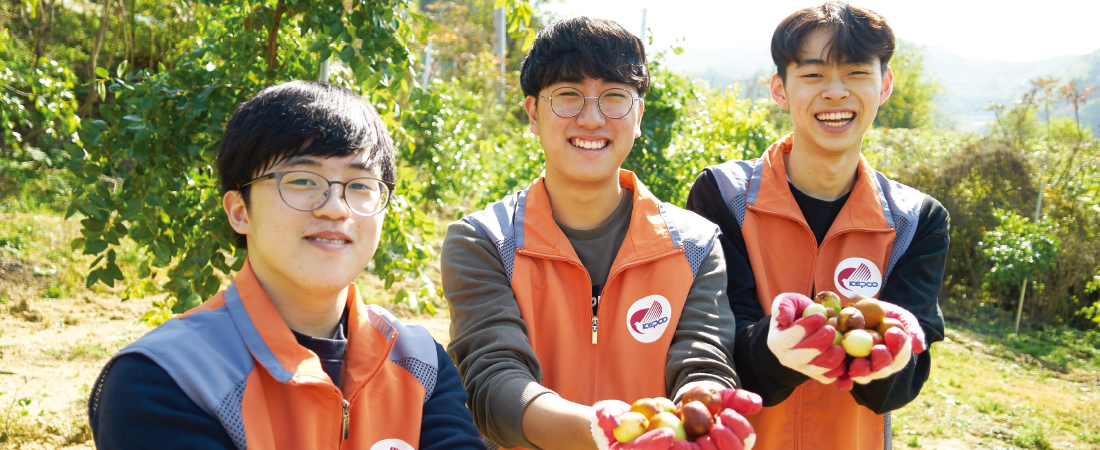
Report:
591,399,677,450
591,386,763,450
847,298,927,385
765,293,847,385
807,293,928,388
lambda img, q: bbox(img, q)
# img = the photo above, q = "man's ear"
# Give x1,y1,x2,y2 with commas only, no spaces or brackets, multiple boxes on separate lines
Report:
223,190,251,236
633,99,645,139
879,65,895,105
523,95,540,135
770,74,790,110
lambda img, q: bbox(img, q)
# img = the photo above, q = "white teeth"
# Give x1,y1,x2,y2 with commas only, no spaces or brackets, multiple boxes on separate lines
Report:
571,138,608,149
308,237,348,244
815,111,854,121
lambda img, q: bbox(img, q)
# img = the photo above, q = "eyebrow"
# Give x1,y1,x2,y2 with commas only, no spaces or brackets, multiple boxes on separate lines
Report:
795,58,876,69
795,58,829,68
275,156,374,172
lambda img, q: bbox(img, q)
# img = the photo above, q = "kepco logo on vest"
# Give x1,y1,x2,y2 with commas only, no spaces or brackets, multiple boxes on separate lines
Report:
370,439,413,450
626,295,672,343
834,257,883,298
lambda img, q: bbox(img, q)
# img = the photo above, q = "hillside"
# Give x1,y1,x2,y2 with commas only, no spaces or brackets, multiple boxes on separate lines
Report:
667,44,1100,135
924,46,1100,133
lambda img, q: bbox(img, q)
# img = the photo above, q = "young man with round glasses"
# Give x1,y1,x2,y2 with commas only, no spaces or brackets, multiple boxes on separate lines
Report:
88,81,485,450
442,17,752,450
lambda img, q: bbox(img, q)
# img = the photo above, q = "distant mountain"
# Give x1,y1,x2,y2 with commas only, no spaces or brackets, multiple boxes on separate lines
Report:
664,45,1100,136
923,46,1100,134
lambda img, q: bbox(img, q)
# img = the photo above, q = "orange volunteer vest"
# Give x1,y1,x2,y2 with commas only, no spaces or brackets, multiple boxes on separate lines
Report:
90,260,437,450
465,170,722,441
708,134,925,450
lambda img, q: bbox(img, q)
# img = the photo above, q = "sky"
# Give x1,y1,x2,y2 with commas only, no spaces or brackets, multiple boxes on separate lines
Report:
542,0,1100,63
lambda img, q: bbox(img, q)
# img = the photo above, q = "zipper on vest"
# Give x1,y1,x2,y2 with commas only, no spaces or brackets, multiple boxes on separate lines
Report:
591,316,598,344
341,399,350,440
748,205,892,295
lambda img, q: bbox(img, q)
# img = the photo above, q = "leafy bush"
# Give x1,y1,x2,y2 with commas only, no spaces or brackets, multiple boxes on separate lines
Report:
66,0,439,320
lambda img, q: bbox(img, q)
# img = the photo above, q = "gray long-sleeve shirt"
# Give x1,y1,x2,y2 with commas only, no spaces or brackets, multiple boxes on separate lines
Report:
442,208,739,449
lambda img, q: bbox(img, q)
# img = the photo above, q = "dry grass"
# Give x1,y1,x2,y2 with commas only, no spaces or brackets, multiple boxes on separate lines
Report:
891,328,1100,449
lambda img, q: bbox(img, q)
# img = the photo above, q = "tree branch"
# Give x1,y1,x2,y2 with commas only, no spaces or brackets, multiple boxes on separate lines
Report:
266,0,286,71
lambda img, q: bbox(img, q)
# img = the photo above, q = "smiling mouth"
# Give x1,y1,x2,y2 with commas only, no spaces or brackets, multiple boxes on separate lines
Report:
306,237,350,244
815,111,855,128
569,137,609,149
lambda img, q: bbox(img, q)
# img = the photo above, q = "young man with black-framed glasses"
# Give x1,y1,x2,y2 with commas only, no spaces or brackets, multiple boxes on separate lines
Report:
88,81,485,450
442,17,756,450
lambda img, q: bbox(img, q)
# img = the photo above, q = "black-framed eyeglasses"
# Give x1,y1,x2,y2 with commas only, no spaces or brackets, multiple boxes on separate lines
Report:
538,87,641,119
239,170,393,217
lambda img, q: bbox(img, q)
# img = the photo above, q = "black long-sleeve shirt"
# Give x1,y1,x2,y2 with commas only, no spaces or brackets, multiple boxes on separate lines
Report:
686,168,949,413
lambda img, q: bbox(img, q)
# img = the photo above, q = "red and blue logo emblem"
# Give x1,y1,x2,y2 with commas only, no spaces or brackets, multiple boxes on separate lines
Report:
626,295,672,343
834,257,882,298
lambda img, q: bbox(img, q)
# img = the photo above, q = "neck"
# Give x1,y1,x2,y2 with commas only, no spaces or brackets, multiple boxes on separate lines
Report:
785,137,862,201
543,171,624,230
248,258,348,338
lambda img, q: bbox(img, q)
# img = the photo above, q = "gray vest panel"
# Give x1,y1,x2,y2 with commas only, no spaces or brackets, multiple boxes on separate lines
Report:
707,161,924,285
464,188,719,280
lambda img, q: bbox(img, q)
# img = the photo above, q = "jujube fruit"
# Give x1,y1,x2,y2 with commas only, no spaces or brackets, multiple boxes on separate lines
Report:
876,317,903,336
679,401,712,440
645,411,687,441
630,398,661,419
814,291,843,311
655,397,678,415
866,329,883,347
837,307,865,333
681,385,722,416
852,298,886,328
802,303,827,318
613,412,648,444
842,329,873,357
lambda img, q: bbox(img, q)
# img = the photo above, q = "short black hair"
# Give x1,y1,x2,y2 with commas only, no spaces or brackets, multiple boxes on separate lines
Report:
771,1,895,81
217,80,396,249
520,16,650,98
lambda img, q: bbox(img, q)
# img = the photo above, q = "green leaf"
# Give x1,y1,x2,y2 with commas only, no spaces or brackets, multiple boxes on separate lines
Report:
105,262,125,281
95,67,109,78
84,239,108,255
96,81,106,100
117,60,128,77
85,271,99,289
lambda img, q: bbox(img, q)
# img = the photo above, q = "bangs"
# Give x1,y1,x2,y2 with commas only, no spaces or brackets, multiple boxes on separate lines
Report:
520,17,649,97
772,2,895,79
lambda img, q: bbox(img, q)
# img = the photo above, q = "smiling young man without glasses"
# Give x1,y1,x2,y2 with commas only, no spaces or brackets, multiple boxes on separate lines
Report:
686,2,950,449
441,17,754,450
88,81,484,450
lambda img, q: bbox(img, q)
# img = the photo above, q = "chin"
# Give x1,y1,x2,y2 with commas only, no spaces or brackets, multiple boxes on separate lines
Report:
293,271,359,294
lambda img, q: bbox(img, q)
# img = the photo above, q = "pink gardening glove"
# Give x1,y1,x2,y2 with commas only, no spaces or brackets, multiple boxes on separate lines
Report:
591,400,676,450
766,293,847,385
849,300,927,385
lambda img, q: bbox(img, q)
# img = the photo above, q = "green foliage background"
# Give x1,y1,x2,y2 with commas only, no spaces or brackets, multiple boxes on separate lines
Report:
1,0,1099,333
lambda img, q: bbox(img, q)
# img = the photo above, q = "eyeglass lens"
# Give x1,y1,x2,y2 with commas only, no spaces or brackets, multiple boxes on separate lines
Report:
550,87,635,119
276,171,389,216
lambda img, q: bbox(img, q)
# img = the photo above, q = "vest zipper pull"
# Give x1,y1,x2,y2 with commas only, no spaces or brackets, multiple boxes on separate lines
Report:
591,316,599,344
341,399,350,440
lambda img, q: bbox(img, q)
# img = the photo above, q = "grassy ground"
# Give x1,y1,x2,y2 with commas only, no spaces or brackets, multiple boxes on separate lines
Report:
1,204,1098,448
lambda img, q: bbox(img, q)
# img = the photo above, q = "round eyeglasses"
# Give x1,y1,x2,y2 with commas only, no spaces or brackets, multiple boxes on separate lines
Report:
539,87,641,119
239,170,393,217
